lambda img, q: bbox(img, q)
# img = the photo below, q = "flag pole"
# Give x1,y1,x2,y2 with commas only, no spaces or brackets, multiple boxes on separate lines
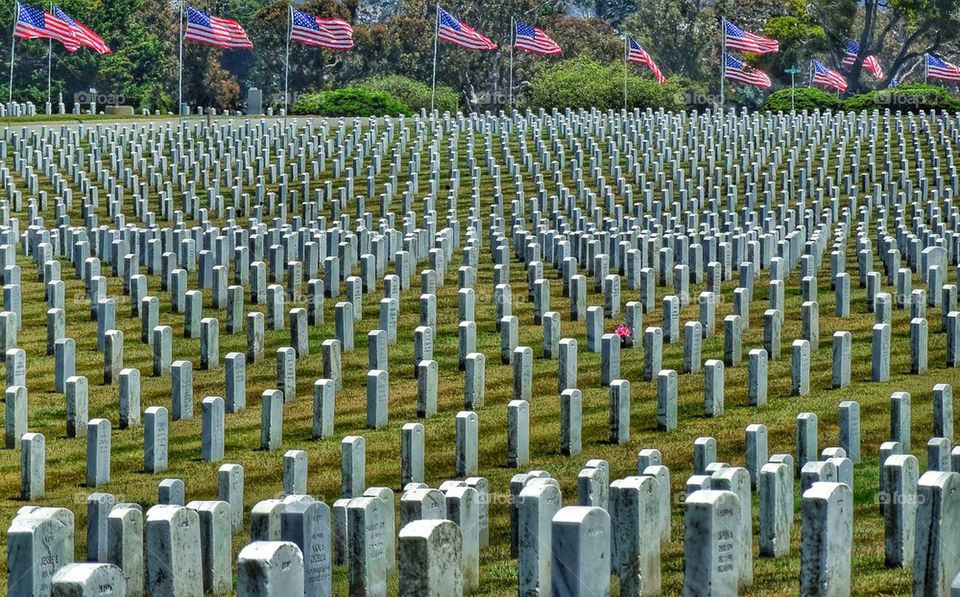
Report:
8,1,18,107
284,4,291,121
508,16,514,113
178,0,184,120
719,17,725,110
46,0,52,113
623,35,628,112
924,53,929,84
430,4,439,113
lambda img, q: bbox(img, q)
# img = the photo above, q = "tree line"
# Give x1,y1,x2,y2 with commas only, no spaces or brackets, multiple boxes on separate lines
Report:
1,0,956,112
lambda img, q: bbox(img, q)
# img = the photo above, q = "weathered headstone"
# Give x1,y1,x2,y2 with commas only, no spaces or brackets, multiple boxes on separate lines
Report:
800,482,853,596
236,541,304,597
398,519,462,597
551,506,611,597
86,418,111,487
914,471,960,595
280,499,331,597
144,505,203,596
683,490,742,595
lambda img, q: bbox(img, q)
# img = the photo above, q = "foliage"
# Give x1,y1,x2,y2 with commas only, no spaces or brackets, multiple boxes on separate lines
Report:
755,2,828,87
0,0,958,113
354,75,459,113
842,83,960,113
594,0,639,25
621,0,727,86
761,86,844,111
667,75,711,110
251,0,355,107
527,58,685,111
813,0,960,90
0,0,181,111
290,87,409,116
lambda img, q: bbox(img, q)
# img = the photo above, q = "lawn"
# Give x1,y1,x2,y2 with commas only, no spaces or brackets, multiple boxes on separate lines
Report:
0,112,956,595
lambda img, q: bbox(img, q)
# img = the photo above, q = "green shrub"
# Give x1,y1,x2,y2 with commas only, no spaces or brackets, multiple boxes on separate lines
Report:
355,75,459,114
668,76,711,111
291,87,409,117
527,57,684,112
761,87,842,112
843,83,960,113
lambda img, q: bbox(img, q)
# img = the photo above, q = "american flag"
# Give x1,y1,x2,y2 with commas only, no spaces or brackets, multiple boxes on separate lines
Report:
437,7,496,51
53,7,110,54
514,21,560,56
184,6,253,49
290,7,353,50
811,59,848,92
723,53,771,88
723,19,779,54
841,41,884,79
627,38,665,84
928,54,960,82
14,1,79,51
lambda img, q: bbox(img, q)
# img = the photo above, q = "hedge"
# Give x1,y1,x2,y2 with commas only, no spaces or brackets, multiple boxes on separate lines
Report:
761,87,843,112
354,75,459,114
527,58,685,112
842,83,960,113
291,87,409,117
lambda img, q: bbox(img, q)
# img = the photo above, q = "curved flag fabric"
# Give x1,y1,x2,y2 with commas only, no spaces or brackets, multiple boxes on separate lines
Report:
14,1,79,51
627,38,665,84
723,19,778,54
438,7,496,51
514,22,560,56
811,59,848,92
723,53,771,88
291,7,353,50
928,54,960,82
185,6,253,49
841,41,883,79
53,7,111,54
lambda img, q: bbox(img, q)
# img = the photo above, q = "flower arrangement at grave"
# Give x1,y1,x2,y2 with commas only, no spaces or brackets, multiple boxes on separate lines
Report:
616,323,633,347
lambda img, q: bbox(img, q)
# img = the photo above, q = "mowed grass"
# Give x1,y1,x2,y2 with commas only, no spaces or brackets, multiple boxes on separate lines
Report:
0,114,956,595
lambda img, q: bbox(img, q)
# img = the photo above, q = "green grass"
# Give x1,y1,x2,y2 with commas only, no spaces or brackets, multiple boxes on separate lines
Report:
0,114,956,595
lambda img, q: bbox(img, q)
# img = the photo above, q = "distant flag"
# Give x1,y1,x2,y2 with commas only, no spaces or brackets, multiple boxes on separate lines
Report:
723,19,778,54
841,41,884,79
437,7,496,51
927,54,960,82
184,6,253,49
13,1,79,51
723,53,771,88
627,38,665,84
53,7,110,54
811,59,848,92
862,56,884,79
514,21,560,56
290,7,353,50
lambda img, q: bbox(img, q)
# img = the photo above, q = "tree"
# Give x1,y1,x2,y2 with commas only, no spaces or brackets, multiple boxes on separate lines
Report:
814,0,960,91
754,0,828,87
0,0,179,110
622,0,731,88
247,0,354,108
594,0,638,25
527,56,685,110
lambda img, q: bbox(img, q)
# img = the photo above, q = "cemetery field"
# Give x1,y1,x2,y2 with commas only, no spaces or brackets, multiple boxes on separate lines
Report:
0,111,958,595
